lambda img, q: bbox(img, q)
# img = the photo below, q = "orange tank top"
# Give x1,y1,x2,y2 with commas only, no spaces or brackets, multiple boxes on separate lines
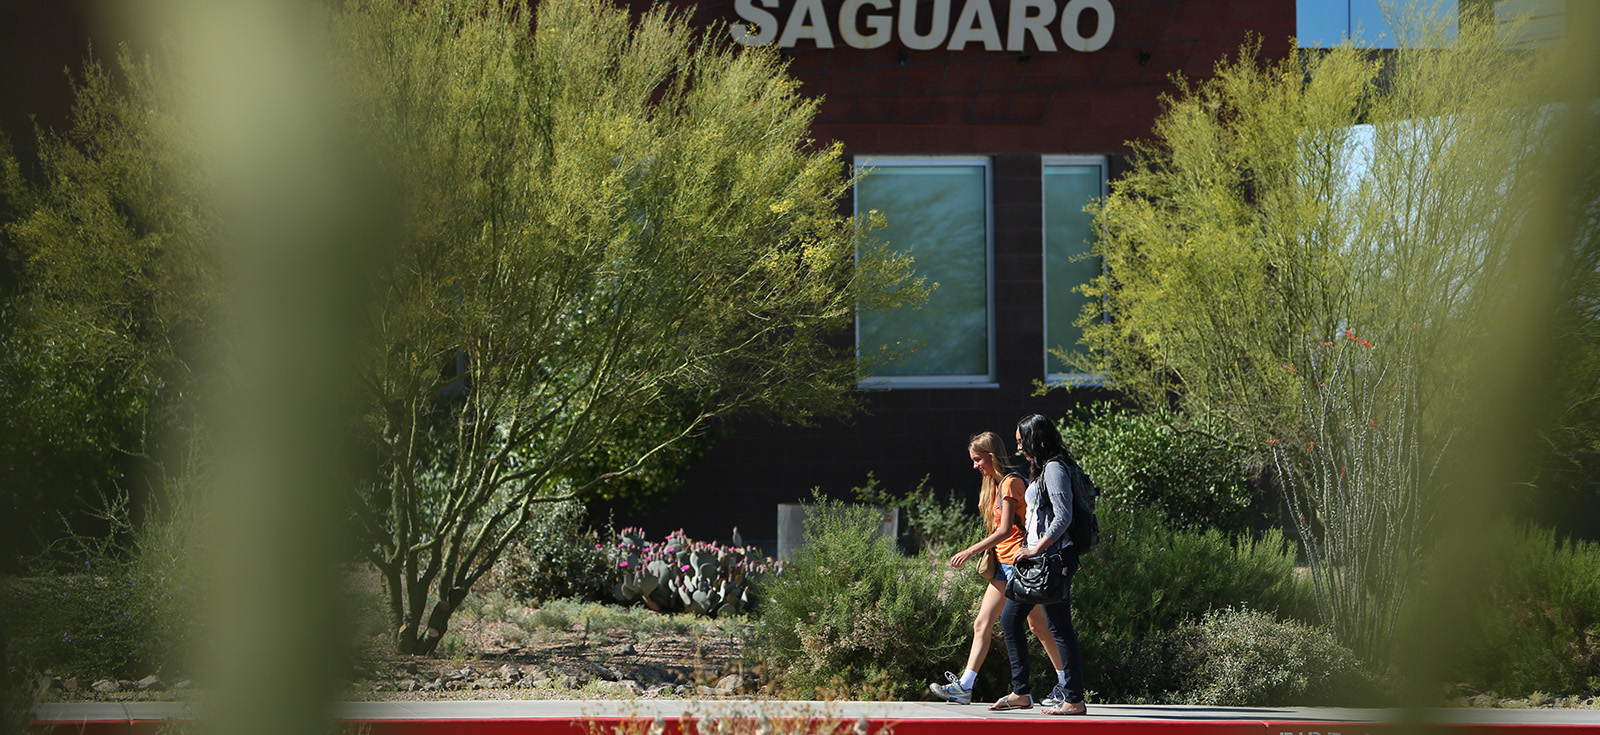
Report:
989,474,1028,564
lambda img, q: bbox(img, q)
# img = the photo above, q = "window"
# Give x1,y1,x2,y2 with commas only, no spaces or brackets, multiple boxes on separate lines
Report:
855,157,994,388
1296,0,1461,48
1042,156,1106,384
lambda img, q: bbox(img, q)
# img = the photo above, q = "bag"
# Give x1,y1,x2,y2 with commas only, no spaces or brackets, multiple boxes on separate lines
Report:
1005,548,1068,605
1065,462,1101,554
975,548,997,579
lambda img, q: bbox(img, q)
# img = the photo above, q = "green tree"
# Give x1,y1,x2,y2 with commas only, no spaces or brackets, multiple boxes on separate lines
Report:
0,0,924,658
1074,8,1591,665
0,50,215,561
335,0,921,654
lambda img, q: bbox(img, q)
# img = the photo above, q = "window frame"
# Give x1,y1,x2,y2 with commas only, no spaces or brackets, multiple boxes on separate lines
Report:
853,155,998,390
1040,154,1109,387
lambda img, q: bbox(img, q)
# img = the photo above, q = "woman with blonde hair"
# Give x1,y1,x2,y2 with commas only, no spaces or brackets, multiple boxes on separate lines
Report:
927,431,1065,705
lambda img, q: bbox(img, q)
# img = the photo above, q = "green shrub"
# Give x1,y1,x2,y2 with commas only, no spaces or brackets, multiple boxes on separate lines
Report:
1,485,203,682
485,499,611,604
1,558,196,681
1060,405,1264,536
1145,607,1373,706
1453,524,1600,696
1074,505,1314,701
747,492,969,699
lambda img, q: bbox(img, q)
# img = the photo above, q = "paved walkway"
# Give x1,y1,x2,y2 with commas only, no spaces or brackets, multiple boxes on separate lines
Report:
33,699,1600,727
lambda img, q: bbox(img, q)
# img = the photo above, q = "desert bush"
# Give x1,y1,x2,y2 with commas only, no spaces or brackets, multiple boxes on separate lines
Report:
1452,524,1600,696
1060,405,1264,536
747,492,968,699
1137,607,1374,706
485,500,612,604
1074,505,1314,700
1,557,196,681
1,480,204,682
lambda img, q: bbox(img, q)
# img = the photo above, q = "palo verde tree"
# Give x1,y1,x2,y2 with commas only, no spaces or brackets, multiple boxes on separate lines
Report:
1,0,923,657
0,48,216,560
1072,6,1593,665
334,0,922,654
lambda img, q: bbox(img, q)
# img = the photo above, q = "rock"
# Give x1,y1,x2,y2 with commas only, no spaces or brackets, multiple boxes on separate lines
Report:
495,663,521,681
674,684,691,697
35,676,58,695
646,684,675,698
478,679,502,690
619,643,637,656
172,680,194,690
91,680,121,694
631,665,675,686
420,681,440,692
61,677,79,692
135,675,166,692
583,662,622,682
597,680,643,696
714,674,743,695
696,685,718,697
117,680,137,691
398,679,418,692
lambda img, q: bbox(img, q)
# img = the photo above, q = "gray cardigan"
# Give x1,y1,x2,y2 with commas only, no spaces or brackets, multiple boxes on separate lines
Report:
1024,459,1074,550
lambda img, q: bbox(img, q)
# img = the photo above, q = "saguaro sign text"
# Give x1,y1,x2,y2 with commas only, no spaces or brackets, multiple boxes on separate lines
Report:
731,0,1115,52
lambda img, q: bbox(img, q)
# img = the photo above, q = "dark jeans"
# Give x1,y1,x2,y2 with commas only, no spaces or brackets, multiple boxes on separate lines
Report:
1000,548,1084,703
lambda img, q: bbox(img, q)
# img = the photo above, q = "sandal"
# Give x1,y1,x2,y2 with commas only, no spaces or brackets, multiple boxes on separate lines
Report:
988,694,1033,711
1041,702,1087,716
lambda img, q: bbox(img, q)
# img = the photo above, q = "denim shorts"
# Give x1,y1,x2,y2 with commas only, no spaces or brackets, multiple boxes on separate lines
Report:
995,563,1015,582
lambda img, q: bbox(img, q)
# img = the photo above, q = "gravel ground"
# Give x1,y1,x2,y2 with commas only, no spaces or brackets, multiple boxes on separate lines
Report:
35,601,762,704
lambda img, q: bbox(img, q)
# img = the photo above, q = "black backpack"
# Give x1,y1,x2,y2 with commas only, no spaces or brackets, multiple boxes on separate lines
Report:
1065,461,1101,553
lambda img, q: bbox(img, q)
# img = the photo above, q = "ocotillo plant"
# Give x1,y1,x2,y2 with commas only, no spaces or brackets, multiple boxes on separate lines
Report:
1272,329,1447,666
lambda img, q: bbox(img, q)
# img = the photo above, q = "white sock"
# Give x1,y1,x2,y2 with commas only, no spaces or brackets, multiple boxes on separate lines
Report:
960,670,978,690
1056,670,1067,687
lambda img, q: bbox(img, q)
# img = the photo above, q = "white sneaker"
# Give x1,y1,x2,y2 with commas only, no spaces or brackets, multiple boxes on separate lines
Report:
1042,683,1069,707
928,672,972,704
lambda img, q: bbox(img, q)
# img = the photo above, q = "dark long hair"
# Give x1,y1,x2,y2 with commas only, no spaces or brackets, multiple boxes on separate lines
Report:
1016,414,1072,480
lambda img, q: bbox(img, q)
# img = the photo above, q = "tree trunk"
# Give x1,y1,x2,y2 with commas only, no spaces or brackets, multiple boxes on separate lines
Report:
395,620,421,655
414,599,455,655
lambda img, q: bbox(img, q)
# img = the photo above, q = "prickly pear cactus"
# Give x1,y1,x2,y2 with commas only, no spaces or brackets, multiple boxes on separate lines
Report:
604,526,783,616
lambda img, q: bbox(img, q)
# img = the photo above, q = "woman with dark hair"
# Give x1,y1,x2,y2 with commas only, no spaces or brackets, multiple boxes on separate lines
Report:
987,414,1088,716
926,432,1063,705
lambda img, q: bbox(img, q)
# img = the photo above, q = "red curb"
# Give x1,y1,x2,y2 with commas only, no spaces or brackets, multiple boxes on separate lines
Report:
31,718,1600,735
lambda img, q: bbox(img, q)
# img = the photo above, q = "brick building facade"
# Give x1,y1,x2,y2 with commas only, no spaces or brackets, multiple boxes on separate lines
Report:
619,0,1296,547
